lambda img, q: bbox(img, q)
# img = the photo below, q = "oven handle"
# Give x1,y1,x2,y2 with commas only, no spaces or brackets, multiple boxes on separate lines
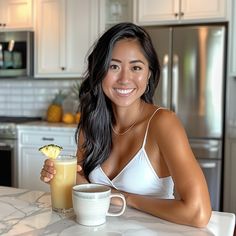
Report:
0,142,14,149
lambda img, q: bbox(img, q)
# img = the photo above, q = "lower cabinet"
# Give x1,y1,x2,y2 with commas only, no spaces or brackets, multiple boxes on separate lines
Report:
17,125,77,192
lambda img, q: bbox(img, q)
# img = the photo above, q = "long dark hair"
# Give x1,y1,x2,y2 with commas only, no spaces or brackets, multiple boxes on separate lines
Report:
76,22,160,180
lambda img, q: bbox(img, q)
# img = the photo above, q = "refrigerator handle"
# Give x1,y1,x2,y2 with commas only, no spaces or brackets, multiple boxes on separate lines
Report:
161,54,169,107
172,54,179,112
199,162,217,169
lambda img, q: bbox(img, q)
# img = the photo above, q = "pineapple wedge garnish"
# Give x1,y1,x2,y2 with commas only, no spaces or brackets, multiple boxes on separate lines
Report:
39,144,63,159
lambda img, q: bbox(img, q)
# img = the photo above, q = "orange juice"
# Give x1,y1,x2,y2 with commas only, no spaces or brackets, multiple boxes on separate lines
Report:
50,155,77,213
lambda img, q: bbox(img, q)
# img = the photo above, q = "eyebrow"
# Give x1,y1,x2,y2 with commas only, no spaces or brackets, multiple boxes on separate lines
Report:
111,58,146,65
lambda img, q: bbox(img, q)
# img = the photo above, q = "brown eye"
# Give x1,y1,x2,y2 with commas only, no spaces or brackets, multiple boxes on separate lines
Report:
133,66,142,71
110,64,119,70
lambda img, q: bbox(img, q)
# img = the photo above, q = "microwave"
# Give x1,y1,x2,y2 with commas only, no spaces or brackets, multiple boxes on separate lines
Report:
0,31,33,78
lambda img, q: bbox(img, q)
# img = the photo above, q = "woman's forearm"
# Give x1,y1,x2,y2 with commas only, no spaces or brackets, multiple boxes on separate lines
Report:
126,193,211,228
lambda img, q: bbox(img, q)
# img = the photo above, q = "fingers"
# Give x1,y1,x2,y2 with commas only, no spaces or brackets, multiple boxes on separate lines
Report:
40,159,56,183
41,161,83,183
77,164,82,172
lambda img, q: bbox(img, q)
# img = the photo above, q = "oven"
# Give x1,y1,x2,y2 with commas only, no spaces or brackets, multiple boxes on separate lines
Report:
0,117,41,187
0,123,17,187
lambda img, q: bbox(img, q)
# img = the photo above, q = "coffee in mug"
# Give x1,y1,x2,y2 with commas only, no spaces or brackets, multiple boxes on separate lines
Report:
72,183,126,226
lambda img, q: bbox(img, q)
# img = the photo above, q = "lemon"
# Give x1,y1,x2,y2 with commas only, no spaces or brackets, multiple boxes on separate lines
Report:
39,144,63,159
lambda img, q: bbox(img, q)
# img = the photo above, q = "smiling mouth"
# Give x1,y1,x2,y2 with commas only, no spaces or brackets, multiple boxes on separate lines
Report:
114,88,134,95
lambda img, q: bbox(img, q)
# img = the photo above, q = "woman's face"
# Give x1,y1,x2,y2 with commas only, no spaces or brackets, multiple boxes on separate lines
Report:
102,38,150,108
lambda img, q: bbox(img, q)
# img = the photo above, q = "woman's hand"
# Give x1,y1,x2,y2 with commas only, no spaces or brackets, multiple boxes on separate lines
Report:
40,159,55,183
40,159,84,184
110,188,129,206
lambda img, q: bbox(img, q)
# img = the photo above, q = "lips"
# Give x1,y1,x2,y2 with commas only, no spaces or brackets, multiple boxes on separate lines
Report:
114,88,134,95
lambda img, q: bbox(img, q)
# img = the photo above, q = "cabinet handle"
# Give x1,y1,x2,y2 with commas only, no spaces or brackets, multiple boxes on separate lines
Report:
61,67,66,71
174,13,178,17
180,12,184,17
42,137,54,141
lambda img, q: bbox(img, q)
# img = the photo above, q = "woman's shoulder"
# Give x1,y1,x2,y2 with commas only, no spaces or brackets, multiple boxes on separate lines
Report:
150,106,176,121
148,106,184,134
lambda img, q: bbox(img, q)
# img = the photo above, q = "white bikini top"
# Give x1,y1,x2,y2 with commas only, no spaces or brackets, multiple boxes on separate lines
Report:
89,108,174,199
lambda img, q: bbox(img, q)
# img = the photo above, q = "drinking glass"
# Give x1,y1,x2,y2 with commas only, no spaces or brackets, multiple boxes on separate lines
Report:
50,155,77,213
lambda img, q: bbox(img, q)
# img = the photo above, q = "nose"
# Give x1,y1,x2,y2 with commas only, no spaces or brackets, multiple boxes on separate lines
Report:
117,67,130,85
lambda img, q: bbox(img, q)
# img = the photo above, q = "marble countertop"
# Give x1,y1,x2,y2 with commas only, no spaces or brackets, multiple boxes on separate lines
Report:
0,186,235,236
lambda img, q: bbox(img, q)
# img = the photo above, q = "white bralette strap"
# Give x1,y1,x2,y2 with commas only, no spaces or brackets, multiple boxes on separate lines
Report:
142,107,165,148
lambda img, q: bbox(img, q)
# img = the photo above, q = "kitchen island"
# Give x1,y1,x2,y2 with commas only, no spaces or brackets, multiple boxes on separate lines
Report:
0,186,235,236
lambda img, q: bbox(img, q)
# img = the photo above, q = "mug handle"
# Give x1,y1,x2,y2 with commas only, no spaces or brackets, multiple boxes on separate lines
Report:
107,193,126,216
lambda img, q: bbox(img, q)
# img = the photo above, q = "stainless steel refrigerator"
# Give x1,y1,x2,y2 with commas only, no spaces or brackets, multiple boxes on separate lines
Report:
144,24,226,210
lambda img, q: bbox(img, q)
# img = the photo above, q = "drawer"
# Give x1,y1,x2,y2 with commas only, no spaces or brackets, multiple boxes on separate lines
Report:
19,130,76,148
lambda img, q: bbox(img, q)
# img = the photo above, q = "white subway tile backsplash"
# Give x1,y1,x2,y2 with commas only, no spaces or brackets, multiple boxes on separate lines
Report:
9,96,22,102
0,79,79,117
0,90,10,95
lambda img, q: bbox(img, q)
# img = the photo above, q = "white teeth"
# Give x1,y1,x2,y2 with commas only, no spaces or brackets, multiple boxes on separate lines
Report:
115,88,133,94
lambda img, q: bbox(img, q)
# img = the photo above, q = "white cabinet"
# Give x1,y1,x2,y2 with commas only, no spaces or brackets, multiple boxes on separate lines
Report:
0,0,33,30
135,0,228,25
229,0,236,76
17,125,77,192
99,0,133,33
35,0,99,78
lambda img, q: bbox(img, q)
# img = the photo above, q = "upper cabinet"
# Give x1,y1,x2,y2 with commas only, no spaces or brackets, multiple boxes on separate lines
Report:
35,0,99,78
99,0,133,33
134,0,228,25
0,0,34,30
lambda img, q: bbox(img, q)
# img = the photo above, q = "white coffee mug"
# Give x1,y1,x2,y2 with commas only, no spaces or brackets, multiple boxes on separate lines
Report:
72,183,126,226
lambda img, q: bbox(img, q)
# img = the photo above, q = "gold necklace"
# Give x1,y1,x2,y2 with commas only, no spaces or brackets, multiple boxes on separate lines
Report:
111,102,144,136
111,121,137,136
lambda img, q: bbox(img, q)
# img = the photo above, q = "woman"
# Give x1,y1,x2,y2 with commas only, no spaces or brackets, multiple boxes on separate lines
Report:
41,22,211,227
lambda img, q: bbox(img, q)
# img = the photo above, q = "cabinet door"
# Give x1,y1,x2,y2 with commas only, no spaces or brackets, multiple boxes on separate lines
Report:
19,147,76,192
35,0,63,76
181,0,226,21
0,0,33,29
135,0,227,25
19,147,50,192
136,0,180,25
65,0,99,76
100,0,133,32
35,0,99,78
17,127,77,191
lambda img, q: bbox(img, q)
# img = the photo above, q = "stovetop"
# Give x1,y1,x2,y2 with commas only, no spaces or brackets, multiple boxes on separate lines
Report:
0,116,42,139
0,116,42,124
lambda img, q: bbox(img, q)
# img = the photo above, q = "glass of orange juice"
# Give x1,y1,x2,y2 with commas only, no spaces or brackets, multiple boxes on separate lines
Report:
50,155,77,213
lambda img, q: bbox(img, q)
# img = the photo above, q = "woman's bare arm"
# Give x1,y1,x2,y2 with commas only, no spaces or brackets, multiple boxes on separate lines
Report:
116,110,211,227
